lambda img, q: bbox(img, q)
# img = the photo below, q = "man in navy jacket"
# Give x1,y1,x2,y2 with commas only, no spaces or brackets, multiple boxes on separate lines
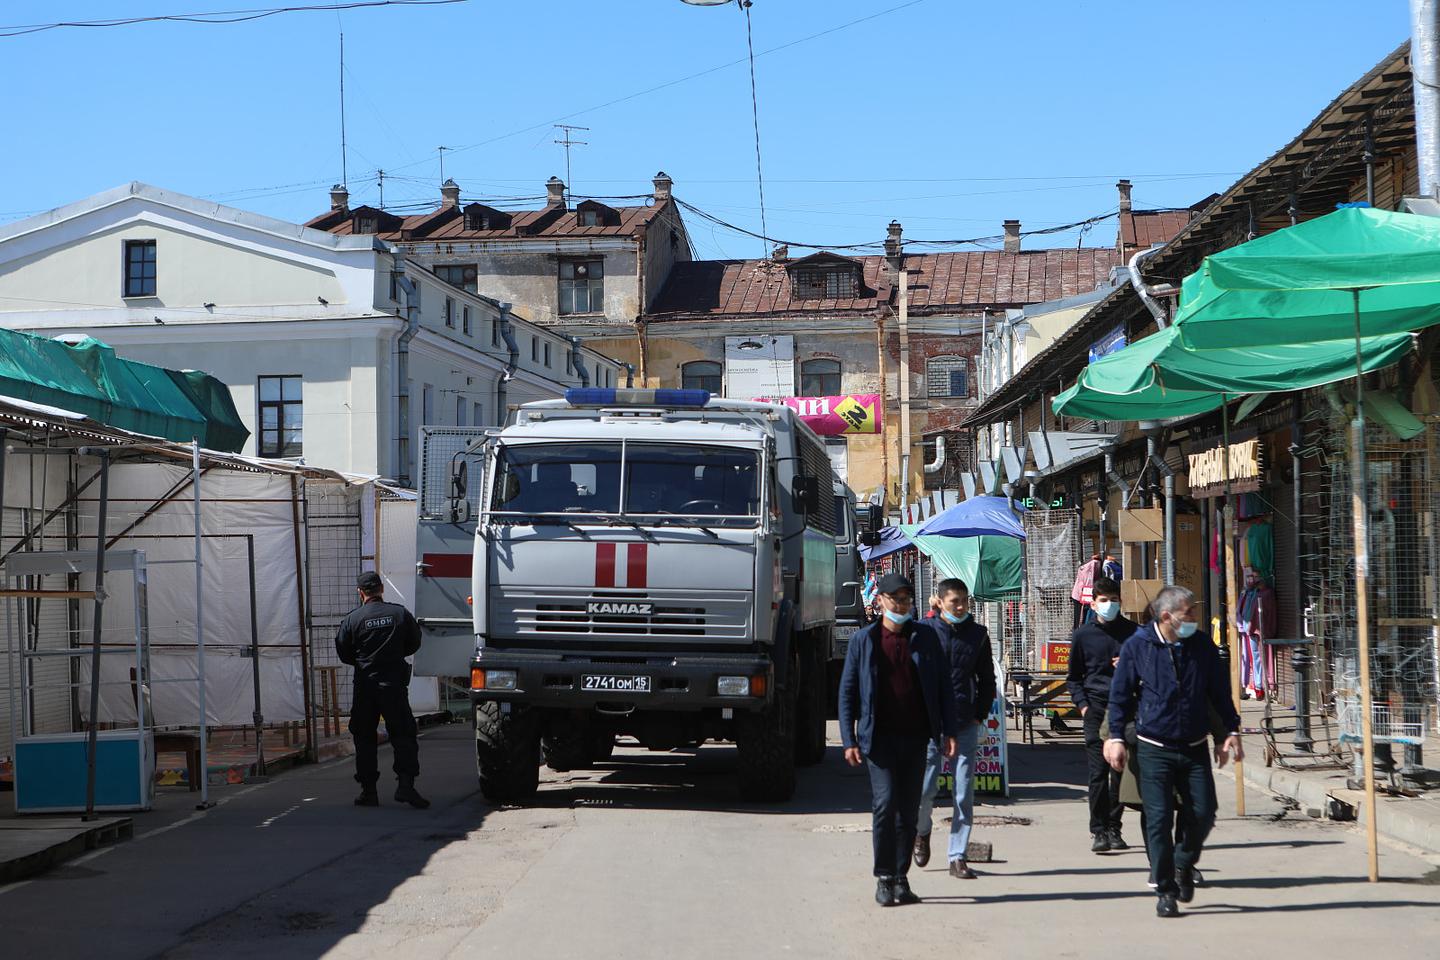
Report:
1105,585,1243,918
840,572,959,907
914,578,997,879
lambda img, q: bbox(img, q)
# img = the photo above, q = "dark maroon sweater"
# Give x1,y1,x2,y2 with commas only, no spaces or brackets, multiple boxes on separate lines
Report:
875,623,930,737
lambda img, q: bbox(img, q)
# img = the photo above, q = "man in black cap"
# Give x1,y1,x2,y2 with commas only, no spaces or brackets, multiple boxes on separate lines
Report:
840,571,959,907
336,571,428,808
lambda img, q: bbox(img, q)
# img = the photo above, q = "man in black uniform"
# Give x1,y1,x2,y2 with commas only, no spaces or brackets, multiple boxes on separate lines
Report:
1065,576,1135,852
336,571,428,808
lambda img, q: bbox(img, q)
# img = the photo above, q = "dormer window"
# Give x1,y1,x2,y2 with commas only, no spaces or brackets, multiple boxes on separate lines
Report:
462,203,511,231
578,210,600,227
794,267,860,299
574,200,620,229
355,214,377,234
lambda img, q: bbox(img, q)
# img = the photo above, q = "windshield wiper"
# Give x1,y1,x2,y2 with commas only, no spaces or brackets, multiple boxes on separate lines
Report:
653,515,720,539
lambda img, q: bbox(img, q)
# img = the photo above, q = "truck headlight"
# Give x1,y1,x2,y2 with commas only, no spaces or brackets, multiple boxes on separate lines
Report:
481,669,517,691
717,676,750,697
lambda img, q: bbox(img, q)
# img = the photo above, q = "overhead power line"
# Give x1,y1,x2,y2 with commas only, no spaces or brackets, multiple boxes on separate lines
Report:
0,0,466,38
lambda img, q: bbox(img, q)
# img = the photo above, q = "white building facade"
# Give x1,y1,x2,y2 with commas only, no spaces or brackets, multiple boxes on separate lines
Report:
0,183,622,484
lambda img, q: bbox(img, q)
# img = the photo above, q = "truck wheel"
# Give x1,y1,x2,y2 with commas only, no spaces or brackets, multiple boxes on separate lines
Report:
587,729,616,763
475,700,540,803
541,732,591,773
795,641,828,767
735,670,797,802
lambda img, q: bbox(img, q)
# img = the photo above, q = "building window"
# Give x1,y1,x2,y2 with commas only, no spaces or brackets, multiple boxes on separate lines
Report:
926,355,968,398
682,360,723,394
462,306,471,336
355,214,378,234
531,337,538,362
559,259,604,314
578,210,600,227
794,267,858,300
389,271,400,302
473,401,484,427
544,342,552,367
492,321,500,347
457,396,465,425
435,264,478,293
800,358,841,396
123,240,157,298
444,296,455,328
422,383,434,426
257,376,302,457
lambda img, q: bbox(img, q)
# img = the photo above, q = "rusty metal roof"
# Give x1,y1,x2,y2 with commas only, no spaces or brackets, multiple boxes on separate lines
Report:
306,199,672,242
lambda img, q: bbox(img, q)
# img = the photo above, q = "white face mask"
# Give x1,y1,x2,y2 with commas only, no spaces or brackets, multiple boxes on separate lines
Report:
883,609,913,626
1094,600,1120,622
1176,620,1199,639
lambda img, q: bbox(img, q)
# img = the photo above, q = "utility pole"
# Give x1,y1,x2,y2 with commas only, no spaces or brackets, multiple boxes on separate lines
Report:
377,169,384,210
553,124,588,199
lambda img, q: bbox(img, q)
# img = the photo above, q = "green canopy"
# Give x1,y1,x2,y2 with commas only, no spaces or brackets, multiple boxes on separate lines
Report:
1051,325,1414,422
1174,206,1440,349
899,524,1022,600
0,330,249,452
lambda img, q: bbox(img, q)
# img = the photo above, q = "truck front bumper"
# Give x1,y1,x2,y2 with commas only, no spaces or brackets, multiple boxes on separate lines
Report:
469,649,773,712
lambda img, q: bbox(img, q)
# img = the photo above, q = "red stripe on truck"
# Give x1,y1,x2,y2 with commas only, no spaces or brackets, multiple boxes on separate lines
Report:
627,543,648,588
421,553,470,578
595,542,616,587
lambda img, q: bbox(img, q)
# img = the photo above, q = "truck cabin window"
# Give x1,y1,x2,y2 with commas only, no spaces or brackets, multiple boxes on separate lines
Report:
491,443,759,525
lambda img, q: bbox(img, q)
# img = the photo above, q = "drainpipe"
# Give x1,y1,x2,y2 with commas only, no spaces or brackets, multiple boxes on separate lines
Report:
496,303,519,424
1128,245,1168,329
622,362,636,388
568,336,590,388
392,258,422,483
922,437,946,474
1413,0,1440,197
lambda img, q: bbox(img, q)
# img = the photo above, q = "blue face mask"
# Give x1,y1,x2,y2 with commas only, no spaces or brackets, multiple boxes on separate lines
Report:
883,609,913,627
941,610,971,624
1094,600,1120,622
1176,620,1199,639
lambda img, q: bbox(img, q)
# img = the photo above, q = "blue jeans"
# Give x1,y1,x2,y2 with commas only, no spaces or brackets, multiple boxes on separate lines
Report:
865,732,931,879
916,721,981,862
1137,741,1217,895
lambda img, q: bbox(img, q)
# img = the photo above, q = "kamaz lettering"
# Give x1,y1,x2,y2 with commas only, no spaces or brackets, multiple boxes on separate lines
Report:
587,601,654,616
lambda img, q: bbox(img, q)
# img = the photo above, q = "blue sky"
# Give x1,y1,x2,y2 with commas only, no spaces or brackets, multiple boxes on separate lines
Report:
0,1,1413,258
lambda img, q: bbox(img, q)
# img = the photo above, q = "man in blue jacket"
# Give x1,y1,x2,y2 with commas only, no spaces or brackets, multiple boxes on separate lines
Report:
1105,585,1243,918
840,572,959,907
914,578,997,880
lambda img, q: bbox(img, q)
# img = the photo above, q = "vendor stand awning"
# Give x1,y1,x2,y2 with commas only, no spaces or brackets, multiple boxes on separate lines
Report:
898,524,1022,600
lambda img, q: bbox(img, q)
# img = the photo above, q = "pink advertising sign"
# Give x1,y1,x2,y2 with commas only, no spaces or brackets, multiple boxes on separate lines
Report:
754,395,882,436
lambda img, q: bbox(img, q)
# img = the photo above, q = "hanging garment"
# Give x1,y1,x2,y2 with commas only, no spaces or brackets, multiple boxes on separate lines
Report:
1072,557,1100,603
1236,580,1278,694
1246,521,1275,584
1102,557,1122,582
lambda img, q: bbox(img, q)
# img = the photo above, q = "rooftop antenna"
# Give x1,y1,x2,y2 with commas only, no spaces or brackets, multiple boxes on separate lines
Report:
553,124,589,199
339,31,348,188
378,168,384,210
438,145,449,185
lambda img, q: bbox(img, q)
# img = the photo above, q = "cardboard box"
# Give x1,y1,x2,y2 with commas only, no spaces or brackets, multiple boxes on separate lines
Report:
1121,578,1165,615
1119,507,1165,543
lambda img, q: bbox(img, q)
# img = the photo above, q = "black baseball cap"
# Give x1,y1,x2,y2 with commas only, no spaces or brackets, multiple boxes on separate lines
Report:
876,572,914,597
356,571,384,592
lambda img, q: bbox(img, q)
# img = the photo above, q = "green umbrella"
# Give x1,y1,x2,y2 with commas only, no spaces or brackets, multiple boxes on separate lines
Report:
898,524,1022,600
1051,325,1413,422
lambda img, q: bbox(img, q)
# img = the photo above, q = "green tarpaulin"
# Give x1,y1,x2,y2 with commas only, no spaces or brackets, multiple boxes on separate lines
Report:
0,329,248,452
1174,206,1440,348
899,524,1022,600
1051,325,1413,422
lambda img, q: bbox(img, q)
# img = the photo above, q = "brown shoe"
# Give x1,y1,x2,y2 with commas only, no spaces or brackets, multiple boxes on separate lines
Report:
948,859,977,879
913,833,931,868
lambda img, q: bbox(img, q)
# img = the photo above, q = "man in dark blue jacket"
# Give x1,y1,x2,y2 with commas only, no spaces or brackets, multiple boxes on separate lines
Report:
1066,576,1137,853
1105,585,1242,918
914,578,997,879
840,572,959,908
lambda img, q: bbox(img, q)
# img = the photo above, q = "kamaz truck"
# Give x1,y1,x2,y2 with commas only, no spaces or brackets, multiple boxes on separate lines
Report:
422,388,837,804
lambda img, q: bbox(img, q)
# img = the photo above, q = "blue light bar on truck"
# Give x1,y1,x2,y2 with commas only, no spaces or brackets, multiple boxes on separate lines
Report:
565,388,711,407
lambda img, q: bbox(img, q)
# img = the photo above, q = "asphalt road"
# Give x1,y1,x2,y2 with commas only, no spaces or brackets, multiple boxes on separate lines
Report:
3,722,1438,959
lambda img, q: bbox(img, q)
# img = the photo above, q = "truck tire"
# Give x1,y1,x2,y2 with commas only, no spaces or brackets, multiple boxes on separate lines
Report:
735,667,797,802
541,733,590,773
475,700,540,803
588,729,616,763
795,640,828,767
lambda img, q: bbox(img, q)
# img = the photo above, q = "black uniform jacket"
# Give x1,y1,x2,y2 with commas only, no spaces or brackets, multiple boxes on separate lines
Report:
336,600,422,686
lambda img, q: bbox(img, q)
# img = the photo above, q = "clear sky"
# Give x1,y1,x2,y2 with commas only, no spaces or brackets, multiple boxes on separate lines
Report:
0,1,1414,259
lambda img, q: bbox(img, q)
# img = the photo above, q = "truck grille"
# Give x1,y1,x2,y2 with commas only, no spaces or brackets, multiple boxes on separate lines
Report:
492,587,751,642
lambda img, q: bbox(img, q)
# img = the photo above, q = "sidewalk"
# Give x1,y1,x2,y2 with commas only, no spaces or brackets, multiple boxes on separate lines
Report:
1232,699,1440,854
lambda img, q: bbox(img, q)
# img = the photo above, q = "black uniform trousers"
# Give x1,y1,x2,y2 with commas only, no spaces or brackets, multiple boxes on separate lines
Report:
1082,699,1124,835
349,677,420,786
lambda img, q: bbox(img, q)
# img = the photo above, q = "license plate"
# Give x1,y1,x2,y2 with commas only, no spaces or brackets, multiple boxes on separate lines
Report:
582,674,652,693
834,625,858,640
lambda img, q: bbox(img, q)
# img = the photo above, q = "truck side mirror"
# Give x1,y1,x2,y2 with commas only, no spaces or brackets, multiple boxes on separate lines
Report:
793,475,820,514
451,460,468,501
865,503,884,530
858,529,881,547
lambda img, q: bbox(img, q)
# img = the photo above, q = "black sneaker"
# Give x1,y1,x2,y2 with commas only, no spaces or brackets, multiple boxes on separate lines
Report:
1092,832,1112,853
1176,866,1196,903
354,788,379,807
1108,829,1129,850
875,878,896,907
913,833,931,868
891,877,921,905
1156,894,1179,918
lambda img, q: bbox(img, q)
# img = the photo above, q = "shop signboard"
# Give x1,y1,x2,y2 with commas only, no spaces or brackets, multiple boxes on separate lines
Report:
754,394,882,436
1186,428,1264,498
1089,325,1127,364
725,334,794,397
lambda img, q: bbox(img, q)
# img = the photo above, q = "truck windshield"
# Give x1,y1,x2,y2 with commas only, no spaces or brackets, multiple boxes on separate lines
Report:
490,442,760,526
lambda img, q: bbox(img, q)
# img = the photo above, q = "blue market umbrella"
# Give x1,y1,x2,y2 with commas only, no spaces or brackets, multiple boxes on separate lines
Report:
914,495,1026,541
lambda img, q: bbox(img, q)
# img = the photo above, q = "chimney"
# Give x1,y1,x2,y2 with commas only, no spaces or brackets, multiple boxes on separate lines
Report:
885,220,904,280
771,244,788,262
329,183,349,212
1003,219,1021,253
1117,178,1133,215
546,176,567,209
653,171,673,202
440,178,461,208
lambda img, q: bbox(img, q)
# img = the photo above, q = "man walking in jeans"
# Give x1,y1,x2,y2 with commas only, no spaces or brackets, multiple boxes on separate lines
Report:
1066,576,1136,853
1105,585,1242,918
840,573,959,907
914,578,997,880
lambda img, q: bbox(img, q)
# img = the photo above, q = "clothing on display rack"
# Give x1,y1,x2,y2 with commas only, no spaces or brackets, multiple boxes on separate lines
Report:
1072,556,1100,604
1236,566,1277,698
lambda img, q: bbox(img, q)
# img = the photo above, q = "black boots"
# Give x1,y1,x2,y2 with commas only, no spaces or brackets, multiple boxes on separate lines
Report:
394,777,431,809
355,787,379,807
